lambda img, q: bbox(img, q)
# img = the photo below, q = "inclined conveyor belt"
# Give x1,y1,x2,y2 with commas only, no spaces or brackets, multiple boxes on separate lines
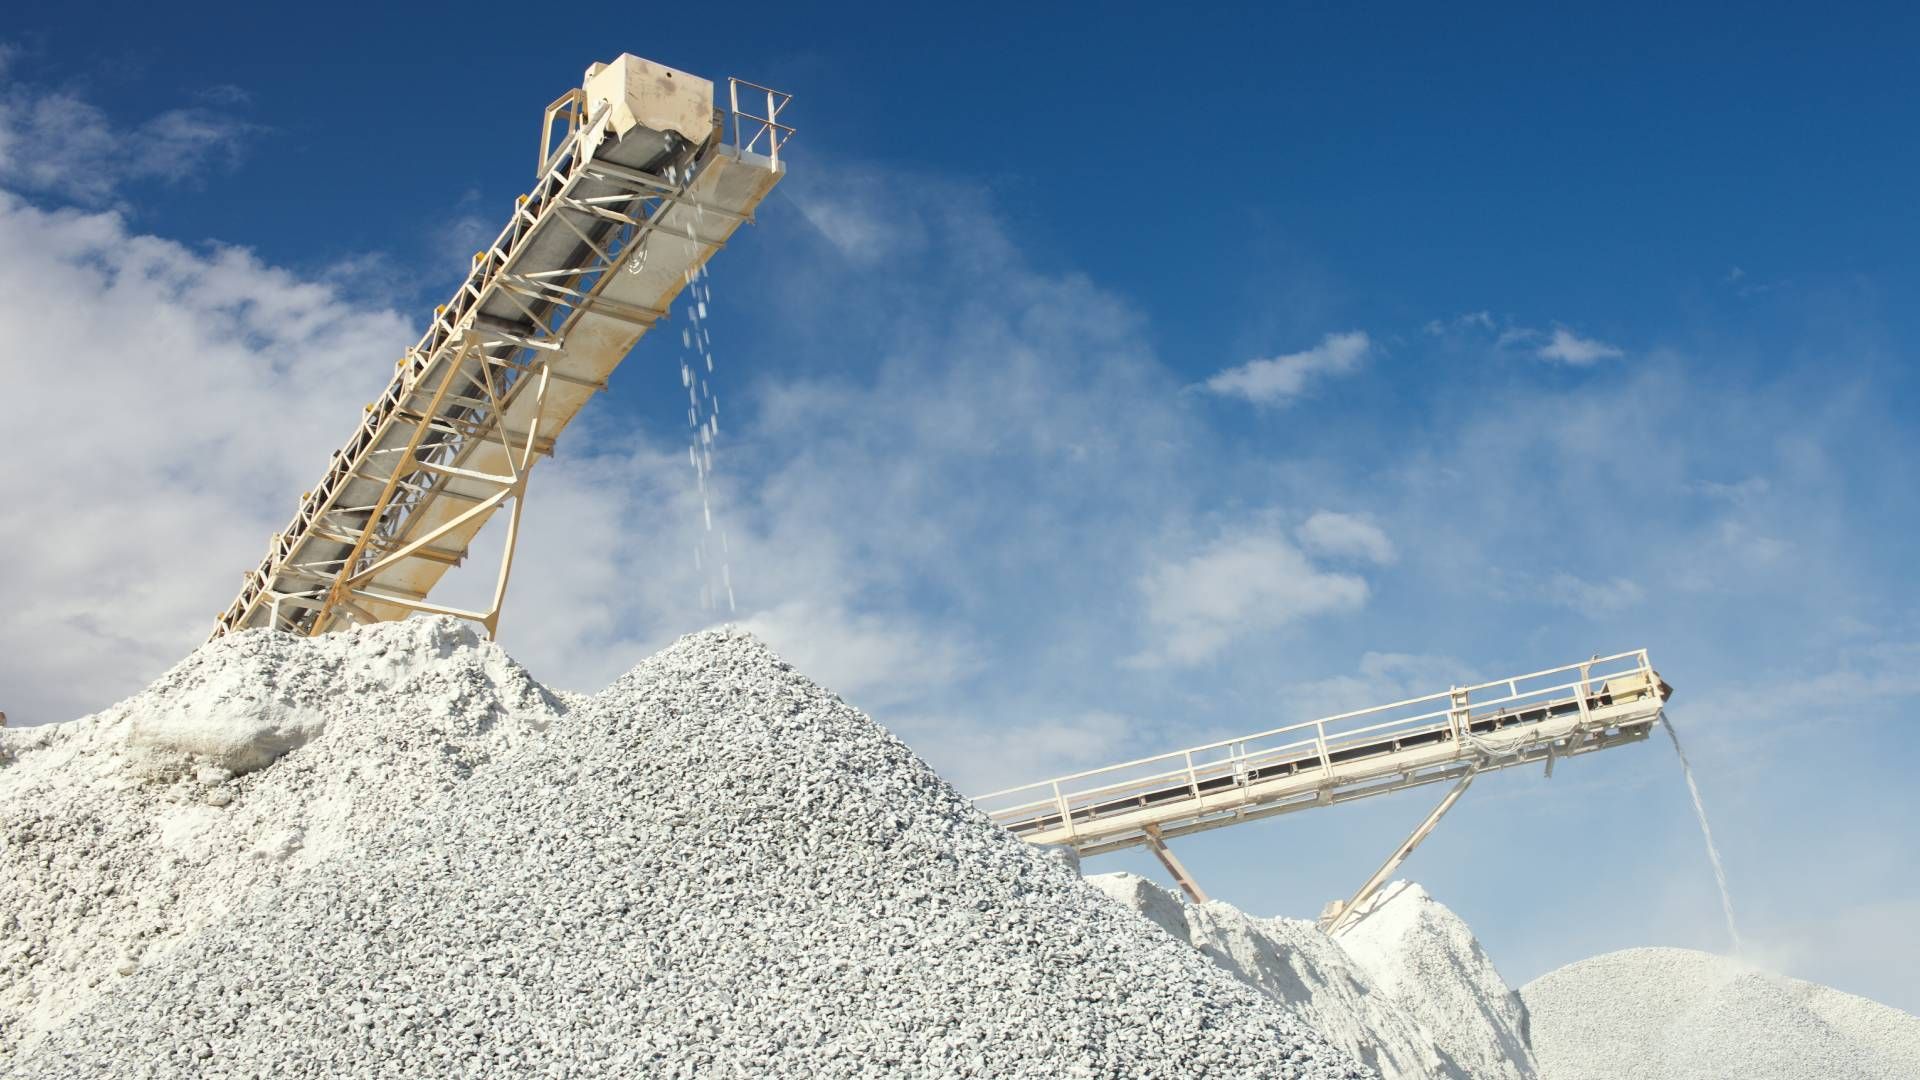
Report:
213,57,791,640
977,650,1671,859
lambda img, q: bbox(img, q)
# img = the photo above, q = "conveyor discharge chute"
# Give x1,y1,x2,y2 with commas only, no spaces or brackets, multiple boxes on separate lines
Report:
212,56,791,641
975,650,1671,925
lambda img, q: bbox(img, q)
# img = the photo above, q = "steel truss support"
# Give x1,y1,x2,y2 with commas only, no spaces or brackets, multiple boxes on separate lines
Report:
212,65,793,643
1144,825,1210,904
315,356,553,639
1320,768,1478,935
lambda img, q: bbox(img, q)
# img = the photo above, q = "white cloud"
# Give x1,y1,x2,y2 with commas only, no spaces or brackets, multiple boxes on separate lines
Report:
895,709,1141,794
786,167,929,265
0,81,253,203
0,194,412,723
431,189,498,270
1424,310,1494,336
1130,516,1369,668
1203,330,1370,406
792,195,908,263
1287,651,1472,721
735,600,977,712
1692,475,1770,504
1428,313,1628,368
1543,572,1646,614
1296,510,1396,564
1715,519,1789,565
1537,325,1623,365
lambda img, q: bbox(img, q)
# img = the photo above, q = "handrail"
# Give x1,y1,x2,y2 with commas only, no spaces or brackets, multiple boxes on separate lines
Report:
977,650,1654,809
727,78,794,169
212,102,616,635
215,70,795,638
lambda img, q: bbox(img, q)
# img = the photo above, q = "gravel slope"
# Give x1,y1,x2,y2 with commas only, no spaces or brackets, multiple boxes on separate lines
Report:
1337,881,1535,1079
1089,873,1534,1079
1523,947,1920,1080
3,619,1368,1078
1,618,566,1054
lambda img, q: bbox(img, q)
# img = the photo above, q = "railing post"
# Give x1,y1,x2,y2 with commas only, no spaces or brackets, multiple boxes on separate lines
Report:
1316,722,1332,778
1184,750,1200,799
766,87,779,168
1051,779,1075,840
1575,660,1594,726
728,78,740,153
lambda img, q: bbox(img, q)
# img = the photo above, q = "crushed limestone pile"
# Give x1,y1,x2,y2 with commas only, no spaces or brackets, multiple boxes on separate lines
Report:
1088,873,1533,1079
1336,882,1534,1079
0,618,565,1052
1522,947,1920,1080
1,618,1367,1078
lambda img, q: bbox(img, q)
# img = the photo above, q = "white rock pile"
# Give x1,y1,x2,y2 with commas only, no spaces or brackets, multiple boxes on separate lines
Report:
1523,947,1920,1080
8,615,1918,1079
1088,874,1533,1079
1,618,1367,1078
1094,871,1920,1080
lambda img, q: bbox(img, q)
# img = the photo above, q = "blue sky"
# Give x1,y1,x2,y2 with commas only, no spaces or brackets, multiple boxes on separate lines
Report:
3,3,1917,1010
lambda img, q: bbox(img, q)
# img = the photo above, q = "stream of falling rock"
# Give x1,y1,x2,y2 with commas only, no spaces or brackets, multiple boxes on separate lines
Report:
676,193,734,616
1660,715,1743,953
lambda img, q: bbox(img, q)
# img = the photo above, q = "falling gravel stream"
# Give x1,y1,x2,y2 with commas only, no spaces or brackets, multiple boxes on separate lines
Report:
1660,715,1742,952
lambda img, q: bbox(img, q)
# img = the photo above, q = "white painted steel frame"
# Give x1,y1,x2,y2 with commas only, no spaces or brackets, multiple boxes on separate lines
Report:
213,75,791,641
976,650,1669,859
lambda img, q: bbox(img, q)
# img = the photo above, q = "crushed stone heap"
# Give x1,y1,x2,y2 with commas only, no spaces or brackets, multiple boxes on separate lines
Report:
1088,873,1534,1080
1,619,1368,1079
1522,947,1920,1080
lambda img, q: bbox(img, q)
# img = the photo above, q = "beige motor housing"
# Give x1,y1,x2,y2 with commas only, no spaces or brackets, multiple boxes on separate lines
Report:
583,54,715,144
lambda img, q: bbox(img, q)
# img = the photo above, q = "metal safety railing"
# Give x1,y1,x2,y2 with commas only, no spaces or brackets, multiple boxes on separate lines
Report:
215,67,794,639
727,78,794,168
975,649,1660,841
538,88,591,176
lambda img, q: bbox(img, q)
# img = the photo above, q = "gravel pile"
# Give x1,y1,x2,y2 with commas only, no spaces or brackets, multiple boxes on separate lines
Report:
1088,873,1534,1079
3,618,1368,1078
1522,947,1920,1080
1336,882,1534,1080
1,618,567,1054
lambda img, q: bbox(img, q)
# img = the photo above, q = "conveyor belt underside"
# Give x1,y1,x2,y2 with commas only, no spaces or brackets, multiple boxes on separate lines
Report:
218,108,781,636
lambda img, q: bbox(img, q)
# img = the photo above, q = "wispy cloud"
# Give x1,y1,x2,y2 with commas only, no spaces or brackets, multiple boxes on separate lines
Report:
1424,310,1495,336
785,166,930,265
0,193,411,722
895,708,1144,794
1287,650,1473,720
1537,325,1624,365
1692,475,1771,504
1543,571,1645,614
1129,513,1370,668
1296,510,1396,565
0,78,256,203
1203,330,1370,406
429,188,499,286
736,599,979,712
1425,311,1625,367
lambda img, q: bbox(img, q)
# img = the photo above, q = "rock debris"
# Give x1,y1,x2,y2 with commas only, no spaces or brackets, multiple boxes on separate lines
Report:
2,618,1366,1078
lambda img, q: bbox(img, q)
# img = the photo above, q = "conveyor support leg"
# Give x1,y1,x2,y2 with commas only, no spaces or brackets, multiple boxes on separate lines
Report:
1144,825,1209,904
1321,768,1477,935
